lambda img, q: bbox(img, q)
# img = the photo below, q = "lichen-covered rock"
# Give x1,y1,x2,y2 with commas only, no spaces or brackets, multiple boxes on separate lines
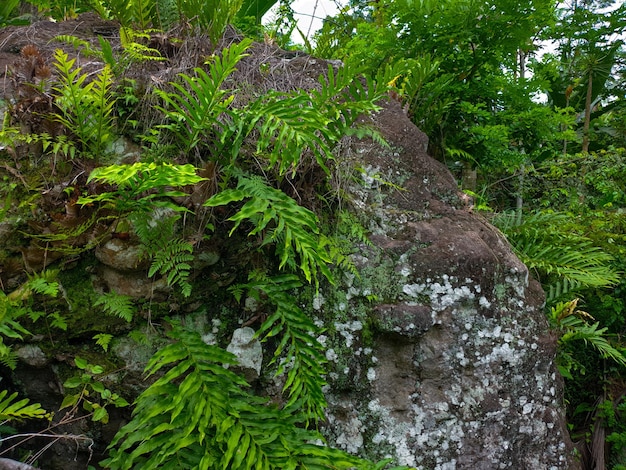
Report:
319,100,579,469
226,327,263,382
95,238,148,271
15,344,48,367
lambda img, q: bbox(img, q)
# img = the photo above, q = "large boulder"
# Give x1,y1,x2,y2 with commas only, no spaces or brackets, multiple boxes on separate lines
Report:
318,100,579,469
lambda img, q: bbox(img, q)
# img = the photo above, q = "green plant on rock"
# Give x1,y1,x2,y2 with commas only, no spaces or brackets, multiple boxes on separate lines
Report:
52,49,116,159
549,299,626,380
97,0,243,42
95,292,136,322
155,38,252,158
0,390,49,423
230,62,389,177
1,271,66,369
233,272,328,421
61,356,129,424
102,320,404,470
205,174,334,287
78,162,205,297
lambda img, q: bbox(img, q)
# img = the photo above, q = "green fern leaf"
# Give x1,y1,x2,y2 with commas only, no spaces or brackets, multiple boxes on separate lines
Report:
94,292,135,322
206,175,333,287
493,210,620,303
0,390,48,421
104,322,398,469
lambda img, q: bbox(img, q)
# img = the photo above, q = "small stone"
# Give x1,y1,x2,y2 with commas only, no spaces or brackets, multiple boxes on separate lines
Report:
15,345,48,367
96,238,148,271
226,327,262,382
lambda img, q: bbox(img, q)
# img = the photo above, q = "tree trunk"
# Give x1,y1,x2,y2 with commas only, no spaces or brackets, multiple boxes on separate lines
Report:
582,67,593,153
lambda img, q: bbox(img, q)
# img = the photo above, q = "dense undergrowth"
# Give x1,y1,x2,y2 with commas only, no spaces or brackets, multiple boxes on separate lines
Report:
0,3,408,469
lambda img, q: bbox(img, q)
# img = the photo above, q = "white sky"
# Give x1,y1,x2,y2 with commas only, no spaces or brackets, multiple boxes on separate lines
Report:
264,0,346,43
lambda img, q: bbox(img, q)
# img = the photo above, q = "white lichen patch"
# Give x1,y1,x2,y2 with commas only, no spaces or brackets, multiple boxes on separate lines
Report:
402,275,479,313
334,321,363,348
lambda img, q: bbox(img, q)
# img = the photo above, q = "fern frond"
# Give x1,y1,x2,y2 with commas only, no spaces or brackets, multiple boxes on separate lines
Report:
0,390,48,421
94,292,135,322
550,300,626,373
493,210,620,303
94,333,114,352
53,35,99,56
104,322,394,469
155,38,252,154
248,274,328,422
205,175,333,286
148,238,194,297
243,92,333,176
52,49,117,158
0,345,18,370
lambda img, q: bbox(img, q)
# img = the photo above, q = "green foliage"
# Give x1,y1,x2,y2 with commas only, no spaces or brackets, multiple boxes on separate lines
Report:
237,0,278,25
600,397,626,469
61,357,129,423
205,174,333,287
98,0,243,41
103,321,401,470
95,292,135,322
80,162,205,212
146,234,194,298
24,0,94,19
179,0,244,42
79,162,203,297
549,299,626,380
0,0,30,26
0,390,49,422
493,210,620,303
94,333,114,352
155,39,252,156
235,273,328,421
236,62,388,176
52,49,116,159
0,271,64,369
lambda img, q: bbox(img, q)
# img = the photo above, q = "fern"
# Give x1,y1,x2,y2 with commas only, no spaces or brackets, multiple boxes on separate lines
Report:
0,390,49,422
79,162,204,297
52,49,116,159
79,162,205,213
314,63,388,143
177,0,244,42
233,62,388,177
0,291,33,370
549,299,626,378
95,292,135,322
205,174,333,287
240,91,334,176
493,210,620,303
119,28,166,62
147,237,194,297
94,333,114,352
236,273,328,421
53,35,101,56
155,38,252,156
102,321,401,469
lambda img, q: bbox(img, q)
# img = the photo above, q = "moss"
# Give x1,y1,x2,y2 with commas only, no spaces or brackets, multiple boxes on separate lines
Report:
55,256,129,337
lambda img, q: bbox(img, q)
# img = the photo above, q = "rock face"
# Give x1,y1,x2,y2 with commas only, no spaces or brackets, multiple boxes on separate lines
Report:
318,100,579,469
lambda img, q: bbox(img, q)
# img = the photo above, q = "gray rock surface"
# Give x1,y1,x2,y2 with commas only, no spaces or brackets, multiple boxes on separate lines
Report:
317,100,579,469
226,327,263,382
